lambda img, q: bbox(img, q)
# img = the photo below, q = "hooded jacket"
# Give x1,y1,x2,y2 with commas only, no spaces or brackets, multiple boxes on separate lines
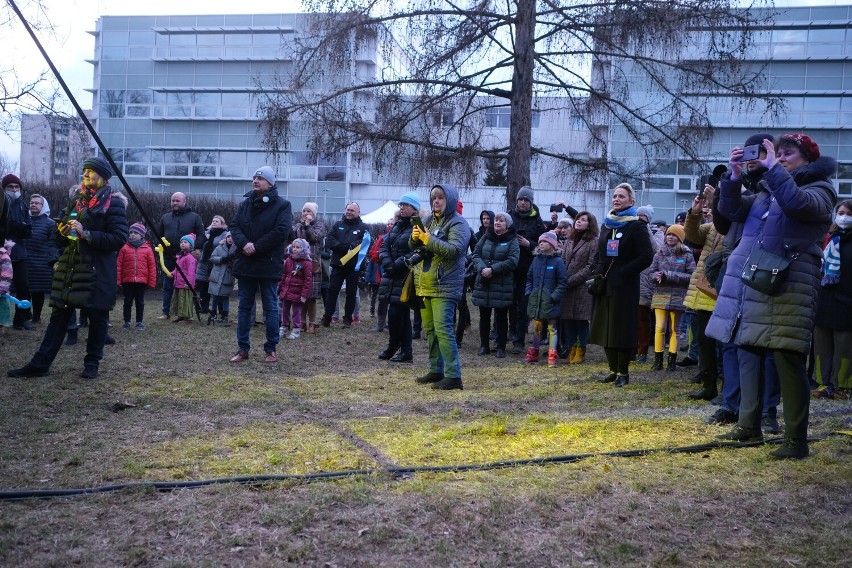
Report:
411,184,471,299
474,211,494,244
208,241,237,297
229,187,292,280
116,240,156,287
706,157,837,354
50,184,128,311
525,245,569,320
649,242,696,311
682,211,724,312
471,224,519,309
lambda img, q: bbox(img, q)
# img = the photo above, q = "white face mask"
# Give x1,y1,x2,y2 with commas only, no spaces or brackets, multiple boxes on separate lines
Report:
8,191,21,200
836,213,852,230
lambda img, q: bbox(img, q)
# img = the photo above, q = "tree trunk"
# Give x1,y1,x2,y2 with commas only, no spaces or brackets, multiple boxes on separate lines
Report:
505,0,535,211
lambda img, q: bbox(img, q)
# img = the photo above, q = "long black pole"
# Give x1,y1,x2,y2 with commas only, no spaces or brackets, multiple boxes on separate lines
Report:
7,0,202,320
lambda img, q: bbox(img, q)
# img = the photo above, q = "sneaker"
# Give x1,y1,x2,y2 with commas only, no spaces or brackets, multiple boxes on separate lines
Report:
331,317,339,323
230,351,249,363
286,329,300,340
135,322,145,331
716,425,763,442
80,365,98,379
812,386,835,399
341,317,352,329
264,352,278,363
761,415,781,435
157,314,170,320
431,377,463,390
635,354,648,364
7,364,49,378
833,388,851,401
676,357,698,367
415,372,443,384
123,322,131,330
352,316,361,324
279,326,287,336
705,408,738,425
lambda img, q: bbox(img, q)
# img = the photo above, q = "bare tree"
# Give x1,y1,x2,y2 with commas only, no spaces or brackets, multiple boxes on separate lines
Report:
258,0,778,209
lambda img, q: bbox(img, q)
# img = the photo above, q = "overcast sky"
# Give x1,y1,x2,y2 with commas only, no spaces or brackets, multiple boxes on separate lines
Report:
1,0,847,170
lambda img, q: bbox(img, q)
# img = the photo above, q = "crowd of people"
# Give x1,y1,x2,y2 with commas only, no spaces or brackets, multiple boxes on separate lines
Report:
1,130,849,460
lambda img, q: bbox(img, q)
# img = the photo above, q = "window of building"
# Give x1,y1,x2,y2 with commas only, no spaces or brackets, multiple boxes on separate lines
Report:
484,107,539,128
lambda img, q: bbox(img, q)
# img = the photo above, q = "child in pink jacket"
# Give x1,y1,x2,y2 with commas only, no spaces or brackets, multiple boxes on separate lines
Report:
277,238,313,339
170,233,198,322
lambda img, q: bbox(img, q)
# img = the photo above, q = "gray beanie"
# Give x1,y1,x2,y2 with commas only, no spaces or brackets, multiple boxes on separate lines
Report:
253,166,276,187
516,186,534,204
494,211,513,227
636,205,655,219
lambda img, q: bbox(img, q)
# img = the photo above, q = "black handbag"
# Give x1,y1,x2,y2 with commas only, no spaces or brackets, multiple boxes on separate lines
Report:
587,260,613,296
740,242,798,296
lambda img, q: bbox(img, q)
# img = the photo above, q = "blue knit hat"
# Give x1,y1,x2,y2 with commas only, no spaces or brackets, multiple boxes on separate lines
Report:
399,191,421,210
180,233,196,249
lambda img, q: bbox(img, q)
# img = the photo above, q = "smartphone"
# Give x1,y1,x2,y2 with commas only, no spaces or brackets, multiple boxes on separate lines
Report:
738,144,760,162
549,204,564,213
411,215,425,231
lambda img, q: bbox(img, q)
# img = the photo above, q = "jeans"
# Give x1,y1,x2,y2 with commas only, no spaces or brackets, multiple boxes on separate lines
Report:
236,277,279,354
161,257,176,315
324,265,359,321
737,346,807,441
421,297,461,379
211,295,230,316
479,306,508,349
30,306,109,370
122,282,147,323
720,341,780,417
386,302,413,356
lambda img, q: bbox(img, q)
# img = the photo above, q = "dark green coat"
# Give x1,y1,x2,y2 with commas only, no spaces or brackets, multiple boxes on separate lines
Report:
471,226,519,309
50,185,128,311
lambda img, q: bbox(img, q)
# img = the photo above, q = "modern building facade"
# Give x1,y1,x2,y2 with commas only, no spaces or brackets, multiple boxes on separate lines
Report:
597,4,852,222
19,113,92,186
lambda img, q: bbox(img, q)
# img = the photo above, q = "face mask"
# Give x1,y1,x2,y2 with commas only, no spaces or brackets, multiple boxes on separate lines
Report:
836,214,852,230
9,191,21,200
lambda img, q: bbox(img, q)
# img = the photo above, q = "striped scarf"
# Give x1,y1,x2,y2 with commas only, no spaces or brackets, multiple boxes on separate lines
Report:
603,206,639,230
822,234,841,286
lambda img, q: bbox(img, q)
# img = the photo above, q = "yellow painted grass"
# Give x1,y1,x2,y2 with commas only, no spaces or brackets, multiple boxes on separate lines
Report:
119,422,377,480
347,414,718,466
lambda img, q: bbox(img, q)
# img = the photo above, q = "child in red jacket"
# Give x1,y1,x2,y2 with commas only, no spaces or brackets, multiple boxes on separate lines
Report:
278,238,313,340
116,223,157,331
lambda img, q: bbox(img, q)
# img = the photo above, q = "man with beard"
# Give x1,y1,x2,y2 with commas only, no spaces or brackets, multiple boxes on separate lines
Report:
156,192,205,319
321,202,369,329
509,186,547,354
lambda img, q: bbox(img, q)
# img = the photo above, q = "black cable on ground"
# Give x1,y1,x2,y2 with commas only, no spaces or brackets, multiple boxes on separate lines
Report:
7,0,203,321
1,433,844,501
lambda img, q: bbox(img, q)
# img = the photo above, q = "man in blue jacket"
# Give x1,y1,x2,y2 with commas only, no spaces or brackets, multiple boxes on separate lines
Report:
228,166,292,363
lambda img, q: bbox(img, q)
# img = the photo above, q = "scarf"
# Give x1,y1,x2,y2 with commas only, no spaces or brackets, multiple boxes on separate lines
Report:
822,233,842,286
603,206,639,230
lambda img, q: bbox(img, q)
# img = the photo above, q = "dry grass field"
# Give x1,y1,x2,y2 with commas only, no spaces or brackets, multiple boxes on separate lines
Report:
1,290,850,567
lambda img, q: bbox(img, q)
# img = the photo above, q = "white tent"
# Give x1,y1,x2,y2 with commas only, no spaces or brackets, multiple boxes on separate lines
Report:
361,200,399,224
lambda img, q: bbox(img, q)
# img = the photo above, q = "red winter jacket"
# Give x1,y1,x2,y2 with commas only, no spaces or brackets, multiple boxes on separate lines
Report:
277,255,313,302
116,241,157,287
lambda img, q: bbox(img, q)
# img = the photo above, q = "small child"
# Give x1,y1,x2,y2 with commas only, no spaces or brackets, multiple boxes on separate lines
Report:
0,240,14,331
649,224,696,371
116,223,156,331
208,231,236,326
278,238,313,339
170,233,198,323
525,232,568,367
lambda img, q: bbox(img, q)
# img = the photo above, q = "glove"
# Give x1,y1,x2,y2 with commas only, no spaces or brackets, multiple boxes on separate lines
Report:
393,257,407,273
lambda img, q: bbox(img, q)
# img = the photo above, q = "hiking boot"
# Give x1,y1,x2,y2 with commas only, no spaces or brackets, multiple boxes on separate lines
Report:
431,377,463,390
80,365,98,379
666,353,678,372
705,408,738,425
547,349,559,368
7,364,49,378
614,374,629,387
650,352,664,371
415,372,443,384
716,426,763,442
230,351,249,363
769,439,809,460
524,347,540,363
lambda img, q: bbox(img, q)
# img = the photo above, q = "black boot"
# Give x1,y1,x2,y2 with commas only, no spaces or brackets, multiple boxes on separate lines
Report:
666,353,678,372
614,374,629,387
650,352,664,371
65,329,78,346
688,372,718,401
598,372,617,383
769,439,809,460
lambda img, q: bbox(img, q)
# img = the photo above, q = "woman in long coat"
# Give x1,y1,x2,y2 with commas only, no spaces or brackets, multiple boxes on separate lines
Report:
589,183,654,387
24,194,58,323
558,211,599,364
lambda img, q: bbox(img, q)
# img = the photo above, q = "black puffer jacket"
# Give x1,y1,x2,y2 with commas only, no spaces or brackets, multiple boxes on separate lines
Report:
158,206,206,256
471,225,519,309
229,188,292,280
4,193,31,261
326,215,368,268
25,213,58,294
378,216,415,304
50,185,128,311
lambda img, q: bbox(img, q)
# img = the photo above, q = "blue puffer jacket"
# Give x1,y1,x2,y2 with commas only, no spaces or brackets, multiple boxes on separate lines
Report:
525,247,568,320
411,184,471,300
706,157,837,354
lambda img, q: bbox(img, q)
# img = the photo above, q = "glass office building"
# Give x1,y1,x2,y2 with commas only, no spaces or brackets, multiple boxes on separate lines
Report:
597,4,852,221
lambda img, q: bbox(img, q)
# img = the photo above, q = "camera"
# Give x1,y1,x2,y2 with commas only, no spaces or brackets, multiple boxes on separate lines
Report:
549,204,564,213
406,247,427,267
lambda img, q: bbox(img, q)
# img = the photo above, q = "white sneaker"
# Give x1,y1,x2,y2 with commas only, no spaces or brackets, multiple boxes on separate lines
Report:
286,329,300,340
279,326,286,336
